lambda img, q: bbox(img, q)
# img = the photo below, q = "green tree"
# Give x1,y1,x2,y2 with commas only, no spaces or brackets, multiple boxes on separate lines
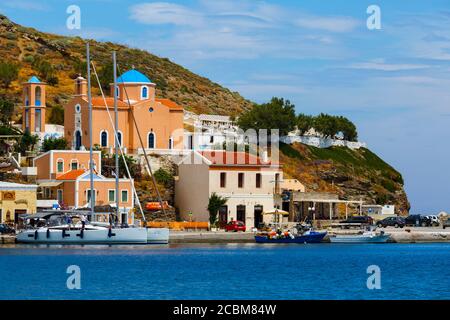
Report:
313,113,337,138
0,98,15,126
237,97,296,136
0,61,19,88
42,137,68,152
296,113,313,135
207,193,228,227
335,116,358,141
18,130,39,155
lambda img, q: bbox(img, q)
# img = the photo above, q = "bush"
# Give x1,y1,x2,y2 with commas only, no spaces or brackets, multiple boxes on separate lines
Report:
42,137,68,152
154,168,173,188
0,61,19,88
23,55,34,63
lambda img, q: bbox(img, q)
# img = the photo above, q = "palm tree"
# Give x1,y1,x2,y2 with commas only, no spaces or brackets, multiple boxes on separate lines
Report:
207,193,228,228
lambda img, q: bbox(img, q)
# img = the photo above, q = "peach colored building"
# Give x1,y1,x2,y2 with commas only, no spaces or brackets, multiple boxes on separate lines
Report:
22,76,46,134
64,70,184,153
34,151,133,216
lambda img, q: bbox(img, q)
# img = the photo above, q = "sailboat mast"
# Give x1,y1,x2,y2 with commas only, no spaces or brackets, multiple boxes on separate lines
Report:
113,51,119,224
87,42,94,217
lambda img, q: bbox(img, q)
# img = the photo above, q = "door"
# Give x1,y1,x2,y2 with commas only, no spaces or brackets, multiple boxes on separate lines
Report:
254,205,263,229
14,209,27,223
237,205,246,223
218,205,228,228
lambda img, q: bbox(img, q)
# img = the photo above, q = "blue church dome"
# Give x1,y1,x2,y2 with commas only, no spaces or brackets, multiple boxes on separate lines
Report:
28,76,41,83
117,70,152,84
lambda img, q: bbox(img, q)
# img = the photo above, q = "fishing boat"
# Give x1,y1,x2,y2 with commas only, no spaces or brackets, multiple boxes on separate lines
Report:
255,230,327,244
16,212,147,244
329,230,390,243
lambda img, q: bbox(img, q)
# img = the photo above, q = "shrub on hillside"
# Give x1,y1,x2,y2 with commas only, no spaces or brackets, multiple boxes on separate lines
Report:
0,61,19,88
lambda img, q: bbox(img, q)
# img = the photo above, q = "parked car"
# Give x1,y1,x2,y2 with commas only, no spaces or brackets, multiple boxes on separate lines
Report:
443,219,450,229
376,216,405,228
0,224,15,234
340,216,373,225
426,215,440,227
224,221,246,232
405,214,431,227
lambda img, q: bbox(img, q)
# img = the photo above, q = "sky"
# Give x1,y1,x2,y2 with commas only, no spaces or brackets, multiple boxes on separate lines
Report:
1,0,449,213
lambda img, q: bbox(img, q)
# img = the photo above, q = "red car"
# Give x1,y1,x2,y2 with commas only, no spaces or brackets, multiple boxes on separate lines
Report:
224,221,246,232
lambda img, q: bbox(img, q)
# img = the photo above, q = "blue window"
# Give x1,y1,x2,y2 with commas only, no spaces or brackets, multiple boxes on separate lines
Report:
115,86,119,98
149,107,154,113
35,86,41,106
148,132,155,149
101,131,108,147
117,132,122,147
142,86,148,99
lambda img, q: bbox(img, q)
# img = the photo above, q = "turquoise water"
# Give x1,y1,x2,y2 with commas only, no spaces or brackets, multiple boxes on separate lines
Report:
0,243,449,300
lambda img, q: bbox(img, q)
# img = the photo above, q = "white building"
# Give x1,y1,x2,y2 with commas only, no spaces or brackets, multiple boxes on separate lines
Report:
175,151,283,229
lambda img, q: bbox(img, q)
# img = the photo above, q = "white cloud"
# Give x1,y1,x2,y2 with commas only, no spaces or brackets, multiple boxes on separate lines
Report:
294,15,360,33
130,2,202,26
348,60,430,71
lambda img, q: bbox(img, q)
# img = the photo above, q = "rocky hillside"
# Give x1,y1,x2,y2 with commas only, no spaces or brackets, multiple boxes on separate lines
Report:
280,143,410,215
0,15,410,215
0,15,253,118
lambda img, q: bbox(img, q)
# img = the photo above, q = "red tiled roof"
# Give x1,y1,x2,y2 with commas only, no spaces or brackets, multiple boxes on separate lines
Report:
200,151,278,166
56,169,86,180
155,98,184,111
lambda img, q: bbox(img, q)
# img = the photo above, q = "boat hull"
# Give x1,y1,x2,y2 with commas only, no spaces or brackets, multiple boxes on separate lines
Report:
329,234,390,243
255,232,327,244
147,228,169,244
16,227,148,244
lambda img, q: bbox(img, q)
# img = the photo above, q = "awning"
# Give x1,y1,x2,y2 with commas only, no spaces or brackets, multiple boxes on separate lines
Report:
38,181,62,187
263,208,289,216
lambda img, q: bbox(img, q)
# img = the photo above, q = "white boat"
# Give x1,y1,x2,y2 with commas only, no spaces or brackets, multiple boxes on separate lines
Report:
329,231,391,243
16,222,148,244
147,228,169,244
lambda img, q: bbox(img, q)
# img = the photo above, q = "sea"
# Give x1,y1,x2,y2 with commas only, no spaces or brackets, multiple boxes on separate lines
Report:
0,243,449,300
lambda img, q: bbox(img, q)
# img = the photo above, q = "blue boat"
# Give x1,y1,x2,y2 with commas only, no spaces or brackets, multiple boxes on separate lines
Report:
255,231,327,244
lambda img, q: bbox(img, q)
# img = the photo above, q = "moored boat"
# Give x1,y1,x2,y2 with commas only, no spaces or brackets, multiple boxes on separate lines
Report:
255,230,327,244
147,228,169,244
16,224,148,244
329,231,390,243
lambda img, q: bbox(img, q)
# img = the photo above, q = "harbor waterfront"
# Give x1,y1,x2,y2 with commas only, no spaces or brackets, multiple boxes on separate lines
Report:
2,227,450,244
0,243,449,300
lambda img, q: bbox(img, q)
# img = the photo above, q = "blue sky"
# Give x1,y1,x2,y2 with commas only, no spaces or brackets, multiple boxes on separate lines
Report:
1,0,450,213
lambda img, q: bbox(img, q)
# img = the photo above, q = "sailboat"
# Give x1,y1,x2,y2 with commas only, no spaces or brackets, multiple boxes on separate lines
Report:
17,44,169,244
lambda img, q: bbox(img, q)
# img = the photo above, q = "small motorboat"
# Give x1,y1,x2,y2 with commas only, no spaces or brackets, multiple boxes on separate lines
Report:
255,230,327,243
329,230,390,243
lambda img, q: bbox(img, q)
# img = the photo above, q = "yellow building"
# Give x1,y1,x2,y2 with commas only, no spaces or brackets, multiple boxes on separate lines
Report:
0,182,37,224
